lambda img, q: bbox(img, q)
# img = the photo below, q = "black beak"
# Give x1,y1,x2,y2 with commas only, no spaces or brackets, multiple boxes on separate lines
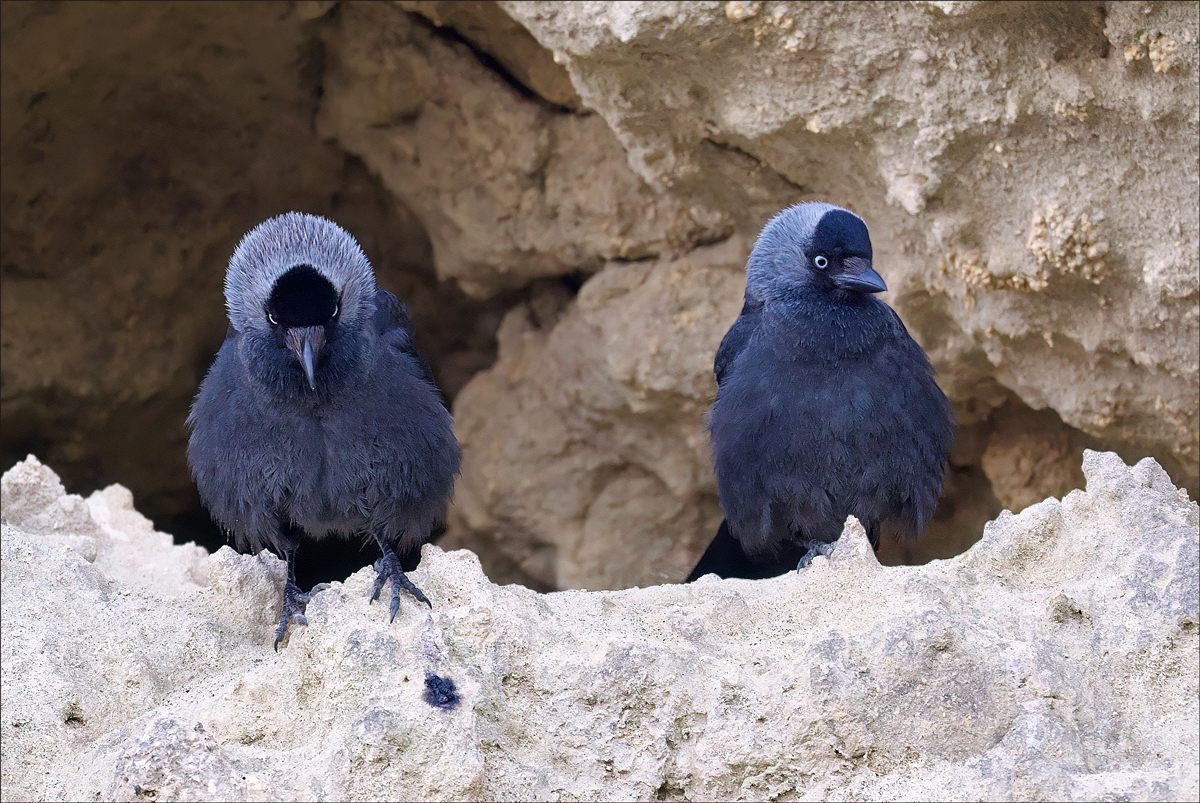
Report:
284,326,325,390
833,256,887,294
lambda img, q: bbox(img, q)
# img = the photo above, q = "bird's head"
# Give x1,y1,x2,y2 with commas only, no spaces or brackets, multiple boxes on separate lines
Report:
745,202,885,302
225,212,376,394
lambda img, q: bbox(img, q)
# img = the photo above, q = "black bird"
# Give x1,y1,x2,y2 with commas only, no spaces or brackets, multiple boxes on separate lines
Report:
187,212,460,648
687,203,954,581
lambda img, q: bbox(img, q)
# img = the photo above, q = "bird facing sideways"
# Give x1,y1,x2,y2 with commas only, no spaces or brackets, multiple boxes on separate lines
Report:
687,202,955,581
187,212,460,649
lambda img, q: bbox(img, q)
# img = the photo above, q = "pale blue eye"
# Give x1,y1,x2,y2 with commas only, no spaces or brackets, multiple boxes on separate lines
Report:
814,255,829,269
268,312,279,325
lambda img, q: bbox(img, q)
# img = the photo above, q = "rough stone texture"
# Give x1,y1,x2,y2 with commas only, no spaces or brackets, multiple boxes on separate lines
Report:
3,1,1198,594
398,0,585,111
315,1,743,297
981,395,1092,513
448,239,745,589
492,0,1200,500
2,453,1197,801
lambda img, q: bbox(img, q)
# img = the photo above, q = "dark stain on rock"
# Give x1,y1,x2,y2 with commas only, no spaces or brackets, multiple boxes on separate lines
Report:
423,672,460,710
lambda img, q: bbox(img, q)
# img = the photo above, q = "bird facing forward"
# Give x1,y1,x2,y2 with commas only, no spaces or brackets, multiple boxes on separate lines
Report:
688,202,955,581
187,212,460,648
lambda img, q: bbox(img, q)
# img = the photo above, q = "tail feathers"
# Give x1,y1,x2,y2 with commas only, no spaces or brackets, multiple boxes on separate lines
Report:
686,520,805,581
688,514,918,582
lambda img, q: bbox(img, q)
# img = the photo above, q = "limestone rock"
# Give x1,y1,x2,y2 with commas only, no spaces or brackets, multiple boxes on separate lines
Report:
398,0,584,110
3,0,1197,604
2,453,1196,801
316,1,729,297
496,0,1199,494
980,397,1091,513
448,239,747,589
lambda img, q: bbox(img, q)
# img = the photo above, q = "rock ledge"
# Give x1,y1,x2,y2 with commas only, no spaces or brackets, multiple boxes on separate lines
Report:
1,451,1196,801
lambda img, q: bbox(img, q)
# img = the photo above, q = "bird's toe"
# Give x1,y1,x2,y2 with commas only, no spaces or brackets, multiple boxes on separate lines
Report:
370,549,432,621
273,580,326,651
797,541,836,569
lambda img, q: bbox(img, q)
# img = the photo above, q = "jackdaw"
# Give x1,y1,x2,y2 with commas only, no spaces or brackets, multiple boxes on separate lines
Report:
187,212,460,648
687,202,955,581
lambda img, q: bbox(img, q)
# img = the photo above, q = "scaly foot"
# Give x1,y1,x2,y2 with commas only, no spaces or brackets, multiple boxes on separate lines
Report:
370,545,431,622
273,579,330,651
797,540,836,569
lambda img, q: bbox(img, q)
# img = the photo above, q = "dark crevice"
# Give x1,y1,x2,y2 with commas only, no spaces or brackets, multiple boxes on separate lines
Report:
62,704,86,728
412,12,579,115
295,24,326,113
700,136,808,196
603,253,669,267
1094,2,1110,60
554,270,587,297
689,225,738,251
1049,1,1109,62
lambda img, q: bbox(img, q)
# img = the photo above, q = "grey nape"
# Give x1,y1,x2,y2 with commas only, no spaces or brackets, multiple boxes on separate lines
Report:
688,203,955,581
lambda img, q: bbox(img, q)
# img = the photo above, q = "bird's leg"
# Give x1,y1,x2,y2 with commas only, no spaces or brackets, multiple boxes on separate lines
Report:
796,540,836,570
370,539,431,622
273,547,328,651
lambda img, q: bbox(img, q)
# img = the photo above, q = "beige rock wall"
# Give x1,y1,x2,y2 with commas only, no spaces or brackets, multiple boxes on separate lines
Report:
489,1,1200,494
370,0,1197,587
451,240,745,589
315,2,740,297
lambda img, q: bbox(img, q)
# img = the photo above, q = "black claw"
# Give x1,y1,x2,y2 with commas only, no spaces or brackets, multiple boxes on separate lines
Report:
273,614,305,652
797,540,836,570
273,580,322,651
370,547,431,622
